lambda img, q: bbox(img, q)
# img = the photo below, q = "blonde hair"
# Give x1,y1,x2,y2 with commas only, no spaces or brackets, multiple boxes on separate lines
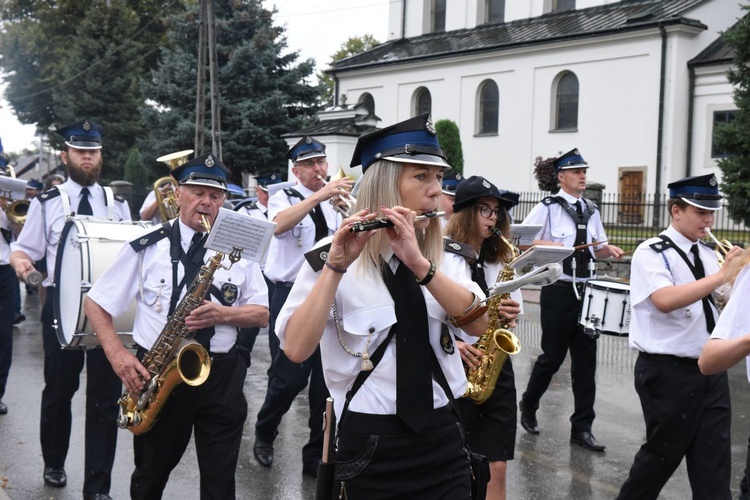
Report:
354,160,444,273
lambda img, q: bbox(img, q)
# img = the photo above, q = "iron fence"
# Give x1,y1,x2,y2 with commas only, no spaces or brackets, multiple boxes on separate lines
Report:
513,192,750,253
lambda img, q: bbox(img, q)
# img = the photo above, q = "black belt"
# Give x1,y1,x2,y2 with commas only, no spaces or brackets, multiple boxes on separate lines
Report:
639,351,698,366
210,346,237,361
273,281,294,288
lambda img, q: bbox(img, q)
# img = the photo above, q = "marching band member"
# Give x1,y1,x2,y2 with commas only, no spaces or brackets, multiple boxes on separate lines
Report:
10,120,130,499
518,148,623,451
277,114,488,498
0,166,15,416
84,153,269,498
617,174,742,499
252,137,350,477
445,175,522,500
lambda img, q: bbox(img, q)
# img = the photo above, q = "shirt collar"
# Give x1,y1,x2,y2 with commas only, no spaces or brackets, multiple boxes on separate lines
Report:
177,219,200,250
556,190,581,205
664,225,698,254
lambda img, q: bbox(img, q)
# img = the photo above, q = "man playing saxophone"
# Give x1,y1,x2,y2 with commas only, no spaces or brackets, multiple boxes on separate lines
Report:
444,176,522,500
84,153,269,499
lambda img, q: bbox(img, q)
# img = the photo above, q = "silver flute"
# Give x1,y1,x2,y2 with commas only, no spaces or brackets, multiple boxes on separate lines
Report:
349,211,446,233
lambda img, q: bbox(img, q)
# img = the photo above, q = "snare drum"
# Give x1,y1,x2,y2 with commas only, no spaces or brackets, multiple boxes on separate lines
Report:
53,218,152,349
579,279,631,337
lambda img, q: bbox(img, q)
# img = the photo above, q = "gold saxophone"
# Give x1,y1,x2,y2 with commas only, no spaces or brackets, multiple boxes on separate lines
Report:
117,215,241,435
464,227,522,404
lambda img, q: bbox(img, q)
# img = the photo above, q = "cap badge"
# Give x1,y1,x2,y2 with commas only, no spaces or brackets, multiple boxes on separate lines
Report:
205,155,215,168
425,116,436,135
482,179,491,189
82,121,91,131
710,176,717,186
305,137,312,145
140,238,148,245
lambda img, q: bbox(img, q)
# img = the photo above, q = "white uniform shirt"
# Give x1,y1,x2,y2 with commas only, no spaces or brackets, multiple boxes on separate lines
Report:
263,184,342,284
139,190,162,225
710,264,750,380
628,225,721,358
87,219,268,353
522,190,607,283
11,180,131,286
0,211,12,266
443,252,524,344
276,244,484,420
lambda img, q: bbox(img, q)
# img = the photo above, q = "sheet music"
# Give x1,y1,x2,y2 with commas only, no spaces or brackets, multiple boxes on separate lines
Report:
510,224,542,247
205,207,276,263
511,245,574,275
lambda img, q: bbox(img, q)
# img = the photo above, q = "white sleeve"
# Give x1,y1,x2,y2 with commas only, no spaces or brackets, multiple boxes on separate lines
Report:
87,242,141,318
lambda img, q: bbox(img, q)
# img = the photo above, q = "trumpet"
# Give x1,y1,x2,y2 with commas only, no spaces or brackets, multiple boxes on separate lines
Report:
704,227,733,266
349,211,446,232
317,172,356,217
155,150,193,221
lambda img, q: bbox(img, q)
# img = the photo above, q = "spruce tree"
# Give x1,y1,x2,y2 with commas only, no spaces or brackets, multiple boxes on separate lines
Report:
716,7,750,224
435,119,464,177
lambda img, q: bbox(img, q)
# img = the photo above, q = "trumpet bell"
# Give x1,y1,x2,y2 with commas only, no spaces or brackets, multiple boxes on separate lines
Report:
156,149,194,170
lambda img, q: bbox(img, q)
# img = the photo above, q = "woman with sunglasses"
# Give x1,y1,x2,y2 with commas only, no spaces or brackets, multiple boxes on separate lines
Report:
444,175,522,500
276,114,489,499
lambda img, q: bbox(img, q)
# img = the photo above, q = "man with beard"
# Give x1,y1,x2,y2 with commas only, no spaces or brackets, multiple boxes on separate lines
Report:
11,120,130,500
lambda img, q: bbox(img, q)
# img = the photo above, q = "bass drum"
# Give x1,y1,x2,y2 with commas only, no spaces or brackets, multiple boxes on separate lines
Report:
579,279,631,337
53,218,152,349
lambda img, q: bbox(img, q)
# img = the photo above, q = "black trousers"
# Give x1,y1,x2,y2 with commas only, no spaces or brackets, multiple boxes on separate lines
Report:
254,280,328,468
40,298,121,495
617,353,731,500
522,283,597,433
131,351,248,500
334,406,472,500
457,357,517,461
0,265,16,400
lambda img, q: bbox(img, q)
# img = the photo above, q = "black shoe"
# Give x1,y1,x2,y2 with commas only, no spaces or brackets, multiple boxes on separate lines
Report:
570,431,606,452
84,494,113,500
0,401,7,414
253,437,274,467
43,466,67,487
302,463,318,478
14,313,25,325
519,399,539,435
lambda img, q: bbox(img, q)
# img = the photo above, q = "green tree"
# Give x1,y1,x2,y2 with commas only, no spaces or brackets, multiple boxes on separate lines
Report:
318,35,380,106
140,0,319,182
123,147,149,190
533,155,558,192
0,0,179,181
716,7,750,224
435,119,464,177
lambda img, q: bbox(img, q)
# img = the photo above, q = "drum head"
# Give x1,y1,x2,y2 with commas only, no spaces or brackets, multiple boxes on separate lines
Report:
586,279,630,293
53,219,84,347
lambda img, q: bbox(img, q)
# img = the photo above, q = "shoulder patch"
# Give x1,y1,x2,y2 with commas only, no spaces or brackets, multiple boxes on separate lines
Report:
649,238,674,254
443,238,475,260
304,243,332,273
38,187,61,203
129,222,170,252
541,196,555,206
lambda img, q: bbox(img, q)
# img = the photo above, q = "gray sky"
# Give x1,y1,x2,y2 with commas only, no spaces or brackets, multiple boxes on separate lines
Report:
0,0,390,154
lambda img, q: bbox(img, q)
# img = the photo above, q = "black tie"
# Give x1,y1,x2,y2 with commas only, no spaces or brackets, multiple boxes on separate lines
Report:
690,244,716,333
575,200,583,218
383,260,432,433
77,188,93,216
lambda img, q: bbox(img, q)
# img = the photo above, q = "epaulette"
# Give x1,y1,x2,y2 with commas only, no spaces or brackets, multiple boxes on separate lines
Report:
129,222,170,252
649,238,674,254
38,187,61,203
444,237,476,260
304,242,332,273
283,187,297,197
542,196,555,206
114,195,126,203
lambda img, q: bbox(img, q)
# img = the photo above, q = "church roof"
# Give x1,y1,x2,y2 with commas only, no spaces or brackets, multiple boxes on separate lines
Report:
689,17,741,67
329,0,710,73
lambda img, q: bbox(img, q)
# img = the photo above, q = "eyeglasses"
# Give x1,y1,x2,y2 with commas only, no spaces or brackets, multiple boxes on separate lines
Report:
476,204,503,219
295,158,328,168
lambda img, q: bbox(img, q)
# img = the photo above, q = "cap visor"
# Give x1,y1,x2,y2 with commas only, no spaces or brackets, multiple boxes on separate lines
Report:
389,153,451,169
181,179,228,191
559,164,588,170
682,197,722,211
65,141,102,150
441,189,456,196
295,152,326,162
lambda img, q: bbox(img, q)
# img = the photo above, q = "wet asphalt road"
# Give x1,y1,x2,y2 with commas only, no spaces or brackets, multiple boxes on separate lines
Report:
2,289,749,499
